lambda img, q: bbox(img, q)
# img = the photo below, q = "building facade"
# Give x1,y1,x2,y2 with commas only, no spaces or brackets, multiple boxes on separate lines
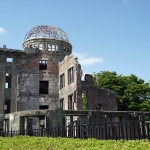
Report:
0,25,117,131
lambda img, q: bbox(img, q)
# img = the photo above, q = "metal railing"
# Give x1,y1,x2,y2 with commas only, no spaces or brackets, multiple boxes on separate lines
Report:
1,120,150,141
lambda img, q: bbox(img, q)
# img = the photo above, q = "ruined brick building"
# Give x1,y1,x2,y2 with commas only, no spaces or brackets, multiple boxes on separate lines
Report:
0,25,117,131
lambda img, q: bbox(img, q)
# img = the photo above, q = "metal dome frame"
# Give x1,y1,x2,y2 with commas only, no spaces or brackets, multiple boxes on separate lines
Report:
24,25,71,44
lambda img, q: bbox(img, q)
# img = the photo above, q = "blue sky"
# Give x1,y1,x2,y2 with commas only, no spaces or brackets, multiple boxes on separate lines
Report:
0,0,150,82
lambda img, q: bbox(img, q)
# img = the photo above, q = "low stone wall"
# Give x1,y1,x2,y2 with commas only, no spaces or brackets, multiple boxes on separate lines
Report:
0,114,4,130
4,109,150,132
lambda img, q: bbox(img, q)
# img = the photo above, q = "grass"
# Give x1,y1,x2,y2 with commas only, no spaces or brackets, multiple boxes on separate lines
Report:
0,136,150,150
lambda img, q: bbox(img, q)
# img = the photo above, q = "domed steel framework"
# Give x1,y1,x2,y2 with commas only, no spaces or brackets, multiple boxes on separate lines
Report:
24,25,71,44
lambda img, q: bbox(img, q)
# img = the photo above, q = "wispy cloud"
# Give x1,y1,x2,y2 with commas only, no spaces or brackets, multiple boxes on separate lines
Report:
0,27,7,34
73,52,103,66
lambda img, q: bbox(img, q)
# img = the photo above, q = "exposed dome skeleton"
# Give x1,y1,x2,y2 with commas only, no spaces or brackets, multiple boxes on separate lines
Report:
24,25,71,44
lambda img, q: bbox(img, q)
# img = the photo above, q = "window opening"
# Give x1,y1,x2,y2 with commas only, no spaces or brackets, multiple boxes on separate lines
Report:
96,104,102,110
60,99,64,109
68,95,73,110
39,81,48,94
68,67,74,84
39,116,45,128
39,44,42,50
60,73,65,89
4,105,7,114
4,99,10,114
30,44,33,48
52,44,55,52
82,91,87,110
5,73,11,88
6,58,13,62
39,60,47,70
5,83,8,88
56,45,59,53
30,44,38,48
48,44,52,51
34,44,38,48
67,48,69,54
63,47,66,54
39,105,49,109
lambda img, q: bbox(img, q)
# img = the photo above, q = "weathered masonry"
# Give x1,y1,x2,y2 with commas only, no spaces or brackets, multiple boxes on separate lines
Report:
0,25,117,131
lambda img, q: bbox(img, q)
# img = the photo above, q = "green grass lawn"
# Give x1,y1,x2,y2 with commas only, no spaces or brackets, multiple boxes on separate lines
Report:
0,136,150,150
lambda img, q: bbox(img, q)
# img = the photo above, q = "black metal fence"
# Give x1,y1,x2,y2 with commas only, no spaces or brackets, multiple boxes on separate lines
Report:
1,120,150,141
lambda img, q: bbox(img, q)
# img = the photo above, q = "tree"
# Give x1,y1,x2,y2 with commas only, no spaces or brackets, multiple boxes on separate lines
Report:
93,71,150,111
82,92,87,110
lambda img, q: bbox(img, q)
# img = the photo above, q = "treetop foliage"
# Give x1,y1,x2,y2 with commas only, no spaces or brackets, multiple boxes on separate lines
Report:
93,71,150,111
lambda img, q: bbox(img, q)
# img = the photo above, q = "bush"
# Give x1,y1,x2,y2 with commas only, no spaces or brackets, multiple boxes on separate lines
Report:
0,136,150,150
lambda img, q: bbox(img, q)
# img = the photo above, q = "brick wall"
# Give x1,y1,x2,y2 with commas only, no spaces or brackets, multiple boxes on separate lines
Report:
18,53,59,111
79,74,117,111
59,55,82,110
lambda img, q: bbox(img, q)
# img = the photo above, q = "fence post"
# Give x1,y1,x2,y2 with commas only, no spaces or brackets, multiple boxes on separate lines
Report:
121,122,124,139
58,124,60,137
105,123,107,140
125,122,128,141
10,128,12,137
47,128,49,137
20,128,21,136
142,120,146,139
114,126,117,141
77,123,80,138
133,121,136,139
146,123,150,140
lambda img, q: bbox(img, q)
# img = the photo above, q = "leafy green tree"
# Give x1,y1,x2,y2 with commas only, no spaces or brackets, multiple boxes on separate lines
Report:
82,92,87,110
94,71,150,111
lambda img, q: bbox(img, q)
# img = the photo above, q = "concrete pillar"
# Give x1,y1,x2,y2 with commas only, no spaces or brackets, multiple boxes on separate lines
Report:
45,116,47,128
11,70,17,112
36,117,40,129
42,42,45,51
70,116,73,137
24,117,27,132
0,56,6,114
45,42,48,51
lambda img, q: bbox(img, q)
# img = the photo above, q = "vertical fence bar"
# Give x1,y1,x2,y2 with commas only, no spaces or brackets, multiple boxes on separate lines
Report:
125,122,128,141
142,120,146,139
137,125,140,140
58,125,60,137
98,125,100,140
101,125,103,140
10,128,12,137
130,126,132,140
105,123,107,140
118,122,120,140
121,123,124,139
146,123,150,140
114,126,117,141
108,127,110,139
93,125,95,138
89,125,92,138
77,124,80,138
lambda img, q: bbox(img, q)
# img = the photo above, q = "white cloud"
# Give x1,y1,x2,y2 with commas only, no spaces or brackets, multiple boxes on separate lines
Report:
0,27,7,34
81,72,92,81
73,52,103,66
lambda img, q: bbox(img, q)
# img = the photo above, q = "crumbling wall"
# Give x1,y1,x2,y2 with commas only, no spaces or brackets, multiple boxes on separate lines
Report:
59,55,82,110
18,52,59,111
79,74,117,111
